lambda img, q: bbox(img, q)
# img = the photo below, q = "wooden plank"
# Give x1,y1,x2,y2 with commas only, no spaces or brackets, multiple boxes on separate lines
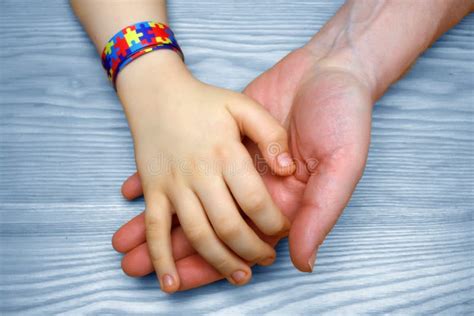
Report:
0,0,472,314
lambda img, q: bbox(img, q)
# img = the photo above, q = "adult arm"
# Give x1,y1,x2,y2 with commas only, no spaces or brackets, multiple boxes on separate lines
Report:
309,0,473,101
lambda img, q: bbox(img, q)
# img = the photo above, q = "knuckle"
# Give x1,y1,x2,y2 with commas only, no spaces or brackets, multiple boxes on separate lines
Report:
241,190,267,213
255,249,275,264
151,255,166,267
146,240,170,264
145,213,165,229
212,144,232,162
185,225,210,245
268,126,287,143
265,216,289,236
216,219,242,241
266,221,285,236
214,257,234,272
248,252,266,263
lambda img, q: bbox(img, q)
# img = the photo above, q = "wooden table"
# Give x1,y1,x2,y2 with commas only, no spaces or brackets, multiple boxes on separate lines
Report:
1,1,472,314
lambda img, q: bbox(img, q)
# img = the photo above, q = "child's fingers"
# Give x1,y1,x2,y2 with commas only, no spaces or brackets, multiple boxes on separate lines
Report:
226,97,295,176
122,249,241,291
124,249,226,291
145,193,180,293
169,186,253,286
192,176,276,265
119,219,284,279
122,245,226,290
223,146,291,237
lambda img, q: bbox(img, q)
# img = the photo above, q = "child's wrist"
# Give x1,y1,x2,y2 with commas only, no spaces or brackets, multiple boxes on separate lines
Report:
116,50,194,115
116,49,190,93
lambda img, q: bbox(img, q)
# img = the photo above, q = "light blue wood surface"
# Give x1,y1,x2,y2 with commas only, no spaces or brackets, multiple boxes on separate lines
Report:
0,0,473,314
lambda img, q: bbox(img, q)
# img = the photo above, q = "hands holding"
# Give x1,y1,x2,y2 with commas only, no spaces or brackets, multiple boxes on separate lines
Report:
72,0,471,293
112,45,373,290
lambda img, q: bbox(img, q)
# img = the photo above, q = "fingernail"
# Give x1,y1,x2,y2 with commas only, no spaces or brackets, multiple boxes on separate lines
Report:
162,274,175,289
277,152,294,168
231,270,247,284
308,247,318,272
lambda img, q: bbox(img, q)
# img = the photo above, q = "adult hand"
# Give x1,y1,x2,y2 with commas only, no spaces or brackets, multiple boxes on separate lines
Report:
111,0,473,291
112,45,373,290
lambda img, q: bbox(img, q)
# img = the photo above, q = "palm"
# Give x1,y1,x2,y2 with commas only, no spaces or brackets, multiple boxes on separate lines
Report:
241,48,314,223
242,48,372,268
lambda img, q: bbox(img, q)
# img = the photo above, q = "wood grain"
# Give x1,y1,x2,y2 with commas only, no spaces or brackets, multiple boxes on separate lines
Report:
0,0,473,314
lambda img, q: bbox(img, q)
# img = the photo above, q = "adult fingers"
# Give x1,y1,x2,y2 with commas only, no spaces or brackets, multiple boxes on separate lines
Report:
120,219,283,278
176,255,223,291
124,252,224,291
121,225,194,277
113,211,179,253
122,238,283,291
112,212,146,253
289,155,365,272
121,172,143,200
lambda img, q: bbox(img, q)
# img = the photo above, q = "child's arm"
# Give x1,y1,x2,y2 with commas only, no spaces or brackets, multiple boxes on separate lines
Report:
71,0,295,293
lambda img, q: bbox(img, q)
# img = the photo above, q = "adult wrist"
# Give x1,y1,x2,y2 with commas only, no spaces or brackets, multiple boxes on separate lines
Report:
315,48,377,101
301,4,379,102
305,0,472,102
302,39,378,105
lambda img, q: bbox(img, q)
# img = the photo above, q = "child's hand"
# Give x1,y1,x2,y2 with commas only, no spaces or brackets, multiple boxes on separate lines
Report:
117,51,295,293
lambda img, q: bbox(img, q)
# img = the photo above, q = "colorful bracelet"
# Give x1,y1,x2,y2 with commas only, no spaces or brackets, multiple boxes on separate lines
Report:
101,21,184,88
